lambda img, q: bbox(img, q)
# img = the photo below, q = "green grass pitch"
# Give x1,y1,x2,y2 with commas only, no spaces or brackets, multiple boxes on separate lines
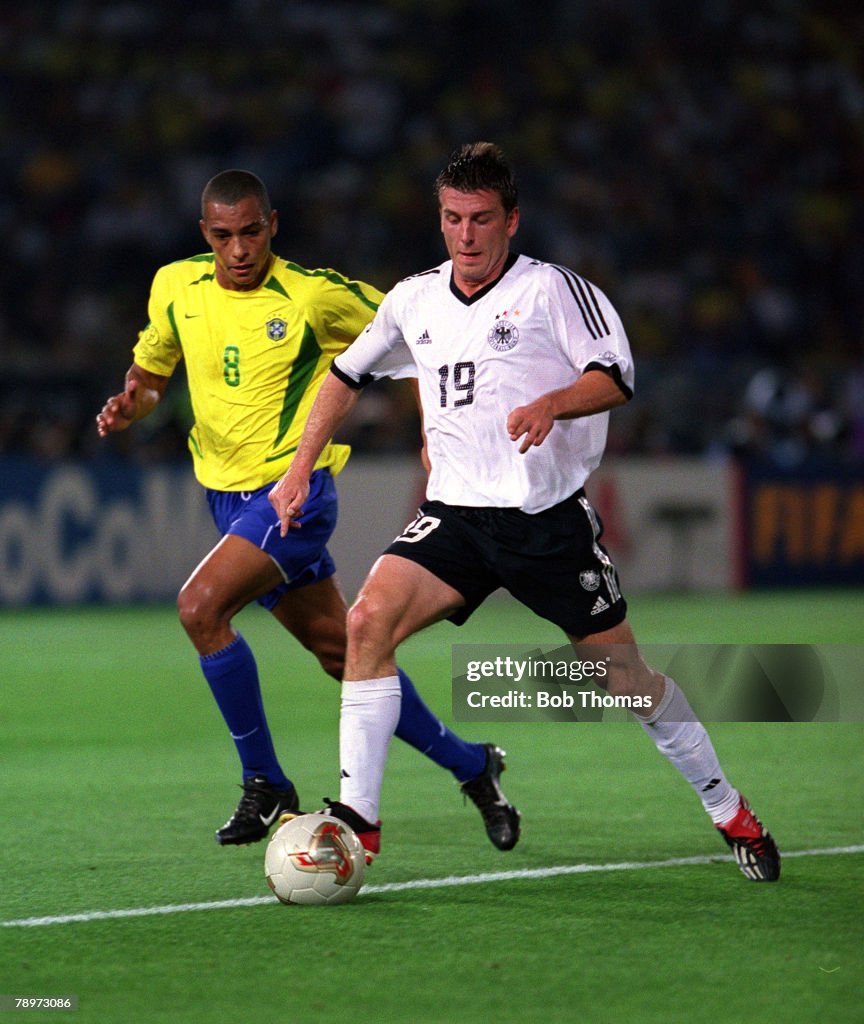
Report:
1,590,862,1023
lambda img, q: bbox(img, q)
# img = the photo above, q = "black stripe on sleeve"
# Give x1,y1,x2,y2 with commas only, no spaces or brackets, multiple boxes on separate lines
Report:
550,264,611,340
330,363,374,390
584,361,633,400
580,277,611,336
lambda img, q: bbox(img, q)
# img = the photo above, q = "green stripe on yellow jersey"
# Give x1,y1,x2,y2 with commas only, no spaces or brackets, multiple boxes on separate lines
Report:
133,254,382,491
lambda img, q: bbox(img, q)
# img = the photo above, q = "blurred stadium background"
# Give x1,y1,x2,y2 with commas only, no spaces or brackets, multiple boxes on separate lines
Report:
1,0,862,602
2,10,861,1022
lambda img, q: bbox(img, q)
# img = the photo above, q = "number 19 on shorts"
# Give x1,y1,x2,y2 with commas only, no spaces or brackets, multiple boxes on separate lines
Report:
396,515,442,544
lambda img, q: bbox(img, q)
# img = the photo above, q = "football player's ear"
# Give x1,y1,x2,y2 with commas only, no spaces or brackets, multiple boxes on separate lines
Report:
269,210,279,238
506,206,520,238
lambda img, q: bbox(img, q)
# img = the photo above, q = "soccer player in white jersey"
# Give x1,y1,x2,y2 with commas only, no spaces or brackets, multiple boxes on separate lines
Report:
96,169,520,854
270,144,780,881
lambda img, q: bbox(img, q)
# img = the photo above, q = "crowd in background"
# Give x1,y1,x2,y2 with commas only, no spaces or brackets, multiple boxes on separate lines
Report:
1,0,862,468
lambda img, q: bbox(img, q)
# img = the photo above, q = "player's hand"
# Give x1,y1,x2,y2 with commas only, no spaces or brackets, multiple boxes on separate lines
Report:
268,472,309,536
96,379,141,437
507,398,555,454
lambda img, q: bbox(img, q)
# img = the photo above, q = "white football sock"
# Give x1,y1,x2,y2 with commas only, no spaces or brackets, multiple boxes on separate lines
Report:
638,677,740,825
339,676,402,824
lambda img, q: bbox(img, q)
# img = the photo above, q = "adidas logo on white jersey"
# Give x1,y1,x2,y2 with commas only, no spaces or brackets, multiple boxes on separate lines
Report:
415,329,432,345
590,595,610,615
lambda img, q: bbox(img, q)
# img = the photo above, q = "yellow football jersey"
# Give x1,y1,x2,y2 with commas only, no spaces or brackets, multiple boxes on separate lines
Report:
133,254,382,490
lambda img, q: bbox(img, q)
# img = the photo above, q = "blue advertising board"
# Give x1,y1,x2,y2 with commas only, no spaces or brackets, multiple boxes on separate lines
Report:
0,458,214,605
741,460,864,587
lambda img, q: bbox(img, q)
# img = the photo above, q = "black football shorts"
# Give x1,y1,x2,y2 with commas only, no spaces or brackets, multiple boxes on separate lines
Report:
383,489,627,636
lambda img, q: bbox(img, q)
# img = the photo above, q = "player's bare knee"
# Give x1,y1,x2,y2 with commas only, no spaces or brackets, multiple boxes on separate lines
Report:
345,597,394,656
177,582,217,640
345,600,373,645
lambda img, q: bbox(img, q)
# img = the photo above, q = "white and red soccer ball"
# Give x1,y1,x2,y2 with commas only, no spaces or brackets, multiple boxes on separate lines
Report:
264,812,366,906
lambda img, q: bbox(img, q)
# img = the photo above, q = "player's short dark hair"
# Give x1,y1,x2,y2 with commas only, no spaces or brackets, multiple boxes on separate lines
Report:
201,169,271,219
434,142,518,213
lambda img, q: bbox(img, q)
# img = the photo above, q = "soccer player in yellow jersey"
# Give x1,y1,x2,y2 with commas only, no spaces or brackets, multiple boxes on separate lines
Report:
96,170,520,852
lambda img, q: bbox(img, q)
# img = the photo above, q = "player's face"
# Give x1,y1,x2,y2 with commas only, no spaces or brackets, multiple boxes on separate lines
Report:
200,196,278,291
439,187,519,295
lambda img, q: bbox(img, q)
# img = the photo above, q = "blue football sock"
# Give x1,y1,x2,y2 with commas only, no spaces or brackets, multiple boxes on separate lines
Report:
199,633,291,789
395,667,485,783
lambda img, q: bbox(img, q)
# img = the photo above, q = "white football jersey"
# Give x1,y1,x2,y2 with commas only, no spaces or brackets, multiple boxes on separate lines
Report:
334,253,634,513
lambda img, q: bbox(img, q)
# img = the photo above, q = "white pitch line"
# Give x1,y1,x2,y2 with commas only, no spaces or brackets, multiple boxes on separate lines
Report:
3,845,862,929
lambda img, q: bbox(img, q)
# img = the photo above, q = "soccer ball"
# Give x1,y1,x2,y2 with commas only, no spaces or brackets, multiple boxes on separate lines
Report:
264,812,366,906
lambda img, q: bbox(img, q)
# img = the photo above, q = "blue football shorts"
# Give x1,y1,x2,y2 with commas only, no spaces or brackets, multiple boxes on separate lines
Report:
206,468,338,611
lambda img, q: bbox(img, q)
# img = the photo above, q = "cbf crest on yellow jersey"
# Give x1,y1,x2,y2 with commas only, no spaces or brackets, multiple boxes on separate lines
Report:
133,255,382,491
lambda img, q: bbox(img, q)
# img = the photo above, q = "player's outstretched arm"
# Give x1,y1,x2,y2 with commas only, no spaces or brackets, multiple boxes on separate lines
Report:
507,369,629,454
96,363,169,437
269,372,361,536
